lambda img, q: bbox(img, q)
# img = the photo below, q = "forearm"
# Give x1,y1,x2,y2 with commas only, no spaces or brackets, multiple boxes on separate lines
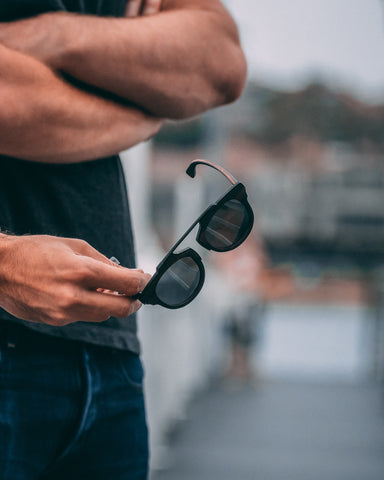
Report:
0,1,247,119
61,3,246,118
0,44,161,164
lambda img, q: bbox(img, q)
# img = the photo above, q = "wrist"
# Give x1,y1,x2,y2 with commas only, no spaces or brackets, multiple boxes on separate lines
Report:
0,233,17,287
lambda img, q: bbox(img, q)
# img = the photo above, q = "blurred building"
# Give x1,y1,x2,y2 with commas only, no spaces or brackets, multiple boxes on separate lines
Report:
150,81,384,275
126,80,384,471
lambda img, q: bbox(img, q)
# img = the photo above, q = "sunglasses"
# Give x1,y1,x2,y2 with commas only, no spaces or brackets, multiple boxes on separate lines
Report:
133,159,254,309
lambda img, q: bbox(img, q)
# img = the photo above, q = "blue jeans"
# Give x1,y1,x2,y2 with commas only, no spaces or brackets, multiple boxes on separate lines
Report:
0,322,149,480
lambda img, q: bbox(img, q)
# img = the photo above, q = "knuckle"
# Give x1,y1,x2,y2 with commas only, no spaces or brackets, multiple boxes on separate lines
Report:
115,300,137,319
70,263,91,283
137,274,150,292
126,276,140,294
74,238,89,248
65,237,83,247
60,260,91,284
71,238,92,254
132,278,141,292
131,300,142,314
57,286,77,311
116,305,131,319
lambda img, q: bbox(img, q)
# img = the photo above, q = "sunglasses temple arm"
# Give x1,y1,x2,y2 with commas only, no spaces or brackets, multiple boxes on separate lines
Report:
186,159,237,185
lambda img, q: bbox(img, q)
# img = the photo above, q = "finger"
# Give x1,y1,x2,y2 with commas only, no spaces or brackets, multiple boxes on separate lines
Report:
63,238,116,266
77,291,143,322
81,258,151,294
126,0,143,17
142,0,162,15
96,293,143,319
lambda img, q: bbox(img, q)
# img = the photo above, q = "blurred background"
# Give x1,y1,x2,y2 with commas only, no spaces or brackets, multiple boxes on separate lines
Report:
124,1,384,478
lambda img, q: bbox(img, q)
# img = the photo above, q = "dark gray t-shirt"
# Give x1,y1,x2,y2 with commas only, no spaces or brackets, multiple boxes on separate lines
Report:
0,0,141,353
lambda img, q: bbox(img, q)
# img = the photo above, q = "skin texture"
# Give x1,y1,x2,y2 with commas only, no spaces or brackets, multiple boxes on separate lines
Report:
126,0,163,17
0,234,151,325
0,0,247,326
0,0,247,118
0,2,165,163
0,44,162,163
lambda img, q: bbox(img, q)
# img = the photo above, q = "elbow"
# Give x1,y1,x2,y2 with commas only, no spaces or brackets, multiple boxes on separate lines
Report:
196,9,248,108
216,45,247,106
169,48,247,121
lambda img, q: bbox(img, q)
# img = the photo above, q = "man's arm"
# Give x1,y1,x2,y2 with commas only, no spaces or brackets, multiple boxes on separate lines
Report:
0,233,151,325
0,44,162,163
0,0,247,119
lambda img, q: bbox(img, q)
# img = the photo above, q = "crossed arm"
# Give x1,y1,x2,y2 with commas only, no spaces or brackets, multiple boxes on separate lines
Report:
0,0,247,120
0,43,163,163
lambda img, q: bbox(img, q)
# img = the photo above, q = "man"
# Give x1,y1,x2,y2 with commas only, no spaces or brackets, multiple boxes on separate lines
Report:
0,1,246,478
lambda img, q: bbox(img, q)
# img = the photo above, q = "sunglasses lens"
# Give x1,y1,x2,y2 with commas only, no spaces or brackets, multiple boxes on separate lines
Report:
205,199,249,250
155,256,201,307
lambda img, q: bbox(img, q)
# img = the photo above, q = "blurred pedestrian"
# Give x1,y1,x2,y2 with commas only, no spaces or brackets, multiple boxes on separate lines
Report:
225,294,265,383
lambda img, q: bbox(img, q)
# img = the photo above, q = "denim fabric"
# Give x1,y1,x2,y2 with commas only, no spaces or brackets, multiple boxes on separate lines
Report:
0,322,149,480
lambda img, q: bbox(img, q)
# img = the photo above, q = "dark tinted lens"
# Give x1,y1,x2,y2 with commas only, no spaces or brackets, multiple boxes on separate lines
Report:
155,256,201,307
205,199,248,250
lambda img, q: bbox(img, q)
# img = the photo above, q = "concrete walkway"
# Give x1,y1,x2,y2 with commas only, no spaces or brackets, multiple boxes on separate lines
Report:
150,379,384,480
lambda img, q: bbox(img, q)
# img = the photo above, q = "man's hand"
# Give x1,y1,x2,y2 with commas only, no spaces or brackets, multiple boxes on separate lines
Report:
0,234,151,326
126,0,163,17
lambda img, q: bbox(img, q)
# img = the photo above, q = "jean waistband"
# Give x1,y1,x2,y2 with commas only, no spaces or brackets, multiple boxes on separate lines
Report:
0,320,85,355
0,320,138,360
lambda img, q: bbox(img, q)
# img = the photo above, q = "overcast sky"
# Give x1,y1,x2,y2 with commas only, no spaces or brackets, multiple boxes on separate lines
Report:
224,0,384,102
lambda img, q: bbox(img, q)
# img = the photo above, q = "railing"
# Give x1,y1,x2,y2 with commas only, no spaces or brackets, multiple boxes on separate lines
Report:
372,269,384,384
139,270,230,468
121,145,231,469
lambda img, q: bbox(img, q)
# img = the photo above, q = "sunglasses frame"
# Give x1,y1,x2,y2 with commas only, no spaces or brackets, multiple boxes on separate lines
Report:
195,182,254,252
135,160,254,309
135,247,205,309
